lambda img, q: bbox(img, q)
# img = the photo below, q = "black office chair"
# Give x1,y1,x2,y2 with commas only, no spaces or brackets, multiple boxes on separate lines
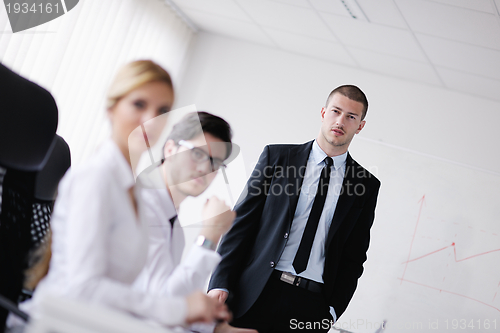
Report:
0,63,69,332
0,295,29,323
31,135,71,247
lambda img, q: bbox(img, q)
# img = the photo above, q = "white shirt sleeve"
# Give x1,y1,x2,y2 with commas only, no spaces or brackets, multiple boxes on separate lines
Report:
140,224,221,297
330,306,337,323
137,188,221,298
162,245,221,297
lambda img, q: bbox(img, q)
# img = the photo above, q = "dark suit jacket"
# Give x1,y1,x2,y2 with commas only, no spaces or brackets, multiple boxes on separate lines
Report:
209,140,380,319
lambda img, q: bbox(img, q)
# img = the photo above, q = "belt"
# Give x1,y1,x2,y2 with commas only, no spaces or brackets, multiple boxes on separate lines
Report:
272,270,323,293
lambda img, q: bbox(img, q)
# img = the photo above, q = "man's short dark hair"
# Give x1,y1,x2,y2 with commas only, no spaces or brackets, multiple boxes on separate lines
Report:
166,111,233,159
325,85,368,120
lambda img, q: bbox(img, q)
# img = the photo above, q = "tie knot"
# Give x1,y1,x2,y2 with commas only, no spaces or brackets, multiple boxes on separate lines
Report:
324,157,333,167
169,215,177,228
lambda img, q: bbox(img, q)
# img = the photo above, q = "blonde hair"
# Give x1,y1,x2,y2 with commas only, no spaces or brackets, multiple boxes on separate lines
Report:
24,231,52,291
106,60,174,110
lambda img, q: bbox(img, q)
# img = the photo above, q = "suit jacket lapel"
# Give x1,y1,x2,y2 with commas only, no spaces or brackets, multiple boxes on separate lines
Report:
326,153,358,249
287,141,313,221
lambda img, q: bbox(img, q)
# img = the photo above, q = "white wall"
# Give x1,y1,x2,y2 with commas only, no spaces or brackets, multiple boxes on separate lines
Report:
176,33,500,332
0,0,195,167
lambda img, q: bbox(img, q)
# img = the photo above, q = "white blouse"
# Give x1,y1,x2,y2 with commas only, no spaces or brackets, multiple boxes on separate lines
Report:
30,140,187,326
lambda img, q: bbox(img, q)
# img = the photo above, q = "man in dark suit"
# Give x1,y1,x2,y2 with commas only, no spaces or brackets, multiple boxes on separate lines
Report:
208,85,380,332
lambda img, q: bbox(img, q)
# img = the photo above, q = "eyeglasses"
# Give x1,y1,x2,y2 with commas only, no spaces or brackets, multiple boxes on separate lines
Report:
178,140,227,171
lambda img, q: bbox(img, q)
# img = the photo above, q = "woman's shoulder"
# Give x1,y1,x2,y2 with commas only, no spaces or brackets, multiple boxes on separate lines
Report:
69,158,115,182
60,155,120,196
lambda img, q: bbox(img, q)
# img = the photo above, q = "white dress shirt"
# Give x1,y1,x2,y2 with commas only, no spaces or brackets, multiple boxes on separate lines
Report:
134,173,221,297
134,167,221,333
275,139,347,321
28,140,187,327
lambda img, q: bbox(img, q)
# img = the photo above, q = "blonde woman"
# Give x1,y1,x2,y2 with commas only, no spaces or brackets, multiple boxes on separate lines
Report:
22,60,229,327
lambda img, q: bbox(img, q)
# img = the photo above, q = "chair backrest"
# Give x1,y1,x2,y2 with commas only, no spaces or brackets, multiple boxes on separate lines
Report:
34,135,71,202
0,63,58,172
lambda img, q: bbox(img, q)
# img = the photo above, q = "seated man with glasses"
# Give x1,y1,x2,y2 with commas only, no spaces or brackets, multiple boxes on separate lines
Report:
134,112,255,333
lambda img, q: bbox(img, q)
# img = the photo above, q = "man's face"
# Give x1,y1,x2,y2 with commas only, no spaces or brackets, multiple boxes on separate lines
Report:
320,93,366,152
163,133,227,198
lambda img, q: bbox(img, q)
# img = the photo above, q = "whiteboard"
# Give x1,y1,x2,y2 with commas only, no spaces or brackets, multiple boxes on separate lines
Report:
337,137,500,333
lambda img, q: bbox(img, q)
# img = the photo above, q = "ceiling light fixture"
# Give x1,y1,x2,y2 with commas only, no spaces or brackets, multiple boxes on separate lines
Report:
163,0,198,32
340,0,369,22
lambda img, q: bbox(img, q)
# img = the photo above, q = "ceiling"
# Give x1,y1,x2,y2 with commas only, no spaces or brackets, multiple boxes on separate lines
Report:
167,0,500,102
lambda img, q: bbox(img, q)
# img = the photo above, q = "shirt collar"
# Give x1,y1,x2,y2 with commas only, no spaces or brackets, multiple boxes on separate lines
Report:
149,165,178,221
159,184,177,221
102,139,135,190
138,164,178,223
311,140,347,171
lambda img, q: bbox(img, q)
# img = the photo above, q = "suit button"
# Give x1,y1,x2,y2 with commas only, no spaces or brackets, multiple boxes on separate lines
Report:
284,233,289,239
270,261,275,268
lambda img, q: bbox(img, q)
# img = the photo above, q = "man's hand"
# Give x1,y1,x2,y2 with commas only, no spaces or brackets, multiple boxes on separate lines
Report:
185,291,231,324
208,289,229,304
215,322,258,333
201,196,236,244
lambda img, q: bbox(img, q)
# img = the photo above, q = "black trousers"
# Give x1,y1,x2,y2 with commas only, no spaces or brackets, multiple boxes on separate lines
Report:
231,273,333,333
